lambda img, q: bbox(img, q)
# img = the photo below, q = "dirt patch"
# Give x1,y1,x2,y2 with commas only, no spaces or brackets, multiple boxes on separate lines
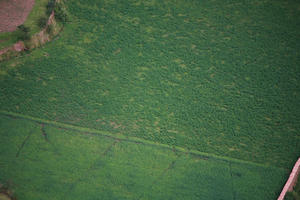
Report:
0,0,35,32
13,41,25,52
0,193,12,200
0,184,14,200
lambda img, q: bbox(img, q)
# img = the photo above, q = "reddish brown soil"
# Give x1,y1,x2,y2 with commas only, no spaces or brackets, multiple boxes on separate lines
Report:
0,0,35,33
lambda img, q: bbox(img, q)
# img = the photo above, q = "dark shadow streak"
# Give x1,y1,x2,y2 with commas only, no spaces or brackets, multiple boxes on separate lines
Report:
16,132,33,157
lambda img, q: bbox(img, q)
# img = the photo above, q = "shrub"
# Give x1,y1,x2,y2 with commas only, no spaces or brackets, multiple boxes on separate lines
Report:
17,25,30,41
17,25,30,33
285,192,294,200
46,0,56,16
295,177,300,194
54,2,68,24
17,32,29,41
285,191,300,200
38,16,48,29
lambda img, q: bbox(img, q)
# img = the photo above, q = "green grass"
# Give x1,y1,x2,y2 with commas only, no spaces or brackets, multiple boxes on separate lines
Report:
0,0,49,49
0,115,288,200
0,0,300,198
1,0,299,168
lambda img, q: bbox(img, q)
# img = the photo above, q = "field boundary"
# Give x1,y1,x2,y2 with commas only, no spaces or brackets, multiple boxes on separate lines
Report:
0,110,284,170
278,158,300,200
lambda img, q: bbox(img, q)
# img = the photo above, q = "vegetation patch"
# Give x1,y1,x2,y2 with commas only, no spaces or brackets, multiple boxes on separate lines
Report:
0,0,299,199
0,115,288,200
1,0,299,168
16,25,30,41
285,176,300,200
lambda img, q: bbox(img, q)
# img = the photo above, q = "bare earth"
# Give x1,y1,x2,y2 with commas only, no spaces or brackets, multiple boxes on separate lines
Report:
0,0,35,32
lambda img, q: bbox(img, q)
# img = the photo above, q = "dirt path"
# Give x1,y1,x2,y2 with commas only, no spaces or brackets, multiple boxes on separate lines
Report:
0,0,35,32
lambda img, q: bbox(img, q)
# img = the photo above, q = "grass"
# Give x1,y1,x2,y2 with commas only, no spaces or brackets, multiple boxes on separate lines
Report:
1,0,299,168
0,114,288,200
0,0,49,49
0,0,299,199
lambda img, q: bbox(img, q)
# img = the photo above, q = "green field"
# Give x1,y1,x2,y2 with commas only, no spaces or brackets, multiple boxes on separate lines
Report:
0,114,288,200
0,0,300,199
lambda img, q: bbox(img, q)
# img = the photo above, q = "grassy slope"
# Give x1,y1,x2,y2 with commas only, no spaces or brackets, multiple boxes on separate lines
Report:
0,115,288,200
0,0,49,49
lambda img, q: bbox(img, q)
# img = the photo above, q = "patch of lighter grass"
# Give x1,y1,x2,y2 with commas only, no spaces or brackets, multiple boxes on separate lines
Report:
0,193,10,200
0,70,7,76
24,0,49,35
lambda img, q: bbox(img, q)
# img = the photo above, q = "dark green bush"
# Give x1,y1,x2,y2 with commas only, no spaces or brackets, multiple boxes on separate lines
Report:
38,16,48,29
17,25,30,41
285,191,300,200
285,192,295,200
54,2,68,24
17,25,30,33
295,178,300,194
46,0,56,16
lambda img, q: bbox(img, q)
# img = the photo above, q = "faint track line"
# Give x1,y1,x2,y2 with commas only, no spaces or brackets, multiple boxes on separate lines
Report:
16,132,33,157
40,123,50,143
229,162,236,200
102,139,120,156
137,153,183,200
